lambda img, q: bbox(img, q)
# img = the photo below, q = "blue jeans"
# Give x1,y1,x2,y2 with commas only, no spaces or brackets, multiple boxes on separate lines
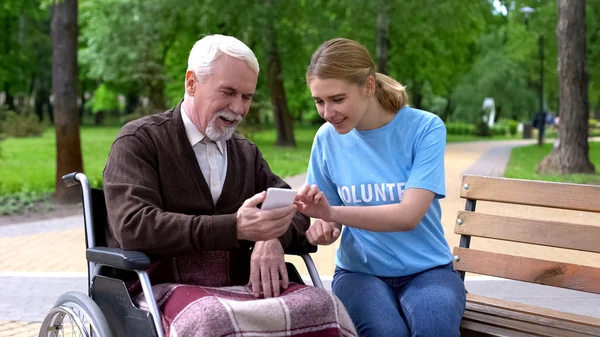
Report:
332,263,466,337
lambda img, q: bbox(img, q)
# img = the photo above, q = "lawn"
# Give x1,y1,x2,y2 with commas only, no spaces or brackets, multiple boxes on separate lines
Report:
0,127,319,195
504,142,600,185
0,125,525,196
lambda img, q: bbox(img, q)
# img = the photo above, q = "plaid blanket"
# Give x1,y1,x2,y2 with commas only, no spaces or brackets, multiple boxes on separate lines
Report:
134,282,357,337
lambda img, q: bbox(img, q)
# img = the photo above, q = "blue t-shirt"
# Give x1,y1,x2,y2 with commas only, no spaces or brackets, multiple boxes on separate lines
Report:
306,106,453,277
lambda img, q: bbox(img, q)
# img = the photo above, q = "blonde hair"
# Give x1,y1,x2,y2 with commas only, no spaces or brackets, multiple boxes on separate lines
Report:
306,38,408,112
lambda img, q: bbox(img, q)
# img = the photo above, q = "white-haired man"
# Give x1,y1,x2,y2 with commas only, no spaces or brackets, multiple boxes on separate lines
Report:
102,34,356,336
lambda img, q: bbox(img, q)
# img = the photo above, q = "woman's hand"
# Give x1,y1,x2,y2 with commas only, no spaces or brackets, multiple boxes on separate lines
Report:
295,184,334,222
306,219,341,246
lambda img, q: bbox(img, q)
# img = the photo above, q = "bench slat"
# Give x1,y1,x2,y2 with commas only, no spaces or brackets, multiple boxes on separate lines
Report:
453,247,600,294
460,320,536,337
467,294,600,328
463,310,597,337
460,176,600,213
454,211,600,253
466,295,600,335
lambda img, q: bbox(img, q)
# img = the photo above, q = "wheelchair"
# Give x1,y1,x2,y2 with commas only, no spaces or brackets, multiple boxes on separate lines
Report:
38,172,324,337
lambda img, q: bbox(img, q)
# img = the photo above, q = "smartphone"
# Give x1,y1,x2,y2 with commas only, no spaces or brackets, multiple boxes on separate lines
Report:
260,187,297,210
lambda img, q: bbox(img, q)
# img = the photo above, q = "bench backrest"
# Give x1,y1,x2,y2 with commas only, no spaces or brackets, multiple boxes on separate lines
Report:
452,175,600,295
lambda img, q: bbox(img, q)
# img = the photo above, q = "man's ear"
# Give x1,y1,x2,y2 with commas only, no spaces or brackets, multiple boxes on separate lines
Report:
185,70,196,96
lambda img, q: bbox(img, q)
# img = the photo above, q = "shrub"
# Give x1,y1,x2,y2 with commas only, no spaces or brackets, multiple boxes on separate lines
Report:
445,122,476,135
0,109,46,137
490,125,507,136
508,120,519,136
0,189,54,216
474,120,492,137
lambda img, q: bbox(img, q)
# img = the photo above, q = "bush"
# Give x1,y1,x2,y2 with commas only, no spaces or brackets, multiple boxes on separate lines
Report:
0,109,46,137
490,125,507,136
474,120,492,137
122,105,153,124
445,122,476,135
508,120,519,136
0,189,53,215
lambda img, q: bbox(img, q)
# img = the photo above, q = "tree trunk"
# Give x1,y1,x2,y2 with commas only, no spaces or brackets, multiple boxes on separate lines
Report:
411,80,423,110
79,80,86,120
148,78,165,114
441,93,452,122
125,92,140,115
4,82,16,112
52,0,84,203
263,0,295,147
376,0,390,75
537,0,594,175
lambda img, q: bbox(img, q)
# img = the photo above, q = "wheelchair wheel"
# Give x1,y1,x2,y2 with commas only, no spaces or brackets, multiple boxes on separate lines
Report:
39,291,113,337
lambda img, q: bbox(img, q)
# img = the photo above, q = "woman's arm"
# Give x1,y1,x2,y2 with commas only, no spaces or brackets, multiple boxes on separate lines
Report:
296,184,435,232
329,188,434,232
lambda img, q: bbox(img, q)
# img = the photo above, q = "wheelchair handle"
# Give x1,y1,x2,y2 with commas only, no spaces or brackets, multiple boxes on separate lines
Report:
62,171,82,187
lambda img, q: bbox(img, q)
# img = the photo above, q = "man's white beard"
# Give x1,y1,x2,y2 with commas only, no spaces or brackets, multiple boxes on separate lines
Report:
206,111,242,141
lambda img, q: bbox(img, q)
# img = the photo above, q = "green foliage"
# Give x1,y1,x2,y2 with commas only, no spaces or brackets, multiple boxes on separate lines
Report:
452,29,537,123
474,120,492,137
445,122,476,135
0,0,52,99
87,83,121,114
505,142,600,185
0,109,46,137
508,120,519,136
490,124,507,136
0,189,53,215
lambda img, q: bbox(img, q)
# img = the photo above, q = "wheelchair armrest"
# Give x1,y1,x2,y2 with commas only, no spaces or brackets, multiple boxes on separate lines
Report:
284,238,317,255
86,247,151,271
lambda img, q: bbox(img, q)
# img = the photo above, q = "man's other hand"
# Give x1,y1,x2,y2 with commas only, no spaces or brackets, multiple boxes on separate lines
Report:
249,239,289,298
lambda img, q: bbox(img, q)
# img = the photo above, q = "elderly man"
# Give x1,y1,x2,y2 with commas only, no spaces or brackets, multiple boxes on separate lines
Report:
103,34,356,337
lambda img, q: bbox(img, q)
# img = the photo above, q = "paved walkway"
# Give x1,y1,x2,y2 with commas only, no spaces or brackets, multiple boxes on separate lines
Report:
2,138,600,336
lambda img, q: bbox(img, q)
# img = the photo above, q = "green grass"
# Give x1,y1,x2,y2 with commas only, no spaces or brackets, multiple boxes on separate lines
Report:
505,142,600,185
0,127,121,195
0,126,318,196
446,134,519,143
0,125,532,197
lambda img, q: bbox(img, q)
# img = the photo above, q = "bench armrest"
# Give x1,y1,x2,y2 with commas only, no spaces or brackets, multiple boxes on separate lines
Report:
284,238,318,255
86,247,151,271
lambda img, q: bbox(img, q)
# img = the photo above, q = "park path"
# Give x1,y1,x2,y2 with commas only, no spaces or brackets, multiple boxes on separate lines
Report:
1,138,600,336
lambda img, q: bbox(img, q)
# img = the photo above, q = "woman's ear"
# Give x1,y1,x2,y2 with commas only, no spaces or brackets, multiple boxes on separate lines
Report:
363,75,376,98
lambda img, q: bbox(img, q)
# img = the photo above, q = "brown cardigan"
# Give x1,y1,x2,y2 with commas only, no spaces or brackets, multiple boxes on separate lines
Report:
102,102,309,286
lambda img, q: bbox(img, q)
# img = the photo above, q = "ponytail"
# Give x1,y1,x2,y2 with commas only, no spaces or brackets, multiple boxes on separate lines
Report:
374,73,409,112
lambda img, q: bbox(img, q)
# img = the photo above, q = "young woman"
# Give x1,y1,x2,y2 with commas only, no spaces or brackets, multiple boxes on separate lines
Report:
296,38,466,336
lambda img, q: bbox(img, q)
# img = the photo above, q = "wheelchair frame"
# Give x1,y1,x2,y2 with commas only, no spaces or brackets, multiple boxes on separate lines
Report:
40,172,324,337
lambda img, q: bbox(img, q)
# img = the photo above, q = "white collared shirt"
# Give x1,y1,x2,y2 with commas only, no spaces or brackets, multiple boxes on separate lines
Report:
181,106,228,204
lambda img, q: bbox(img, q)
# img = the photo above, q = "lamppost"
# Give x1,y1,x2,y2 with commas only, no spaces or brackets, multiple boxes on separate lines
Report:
520,6,545,146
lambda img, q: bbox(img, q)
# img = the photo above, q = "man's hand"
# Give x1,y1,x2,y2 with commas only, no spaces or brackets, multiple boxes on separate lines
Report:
306,219,341,246
249,239,289,298
295,184,334,222
237,191,297,242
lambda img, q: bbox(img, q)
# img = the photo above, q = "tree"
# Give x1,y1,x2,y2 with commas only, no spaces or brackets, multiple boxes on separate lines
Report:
52,0,83,203
262,0,296,147
376,0,390,74
537,0,595,174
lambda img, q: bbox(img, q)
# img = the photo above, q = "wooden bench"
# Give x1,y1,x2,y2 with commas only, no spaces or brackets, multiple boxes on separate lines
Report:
452,175,600,336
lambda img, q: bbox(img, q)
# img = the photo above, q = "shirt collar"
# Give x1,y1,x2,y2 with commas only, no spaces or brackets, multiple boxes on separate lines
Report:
181,105,225,154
